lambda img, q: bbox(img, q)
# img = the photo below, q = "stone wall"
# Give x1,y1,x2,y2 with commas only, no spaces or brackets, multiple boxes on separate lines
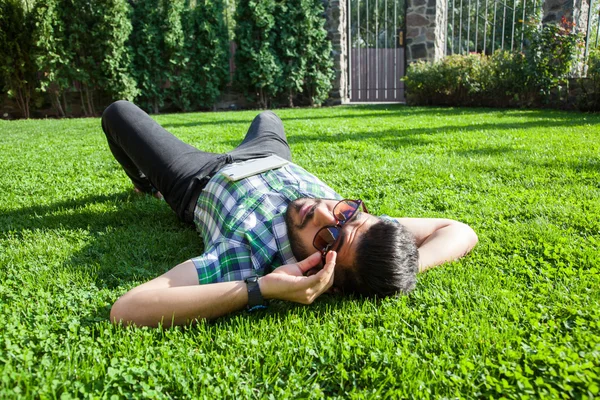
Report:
543,0,589,30
320,0,589,102
543,0,590,76
406,0,447,63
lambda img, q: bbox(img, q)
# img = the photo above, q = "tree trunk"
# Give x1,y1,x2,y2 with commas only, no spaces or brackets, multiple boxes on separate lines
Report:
85,85,94,116
258,87,265,109
80,89,89,117
15,87,30,119
54,91,65,117
90,88,96,116
62,91,68,117
14,88,25,118
24,87,30,119
288,88,294,108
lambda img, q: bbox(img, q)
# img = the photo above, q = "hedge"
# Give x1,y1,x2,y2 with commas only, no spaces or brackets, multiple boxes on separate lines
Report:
234,0,334,108
0,0,335,118
404,18,590,110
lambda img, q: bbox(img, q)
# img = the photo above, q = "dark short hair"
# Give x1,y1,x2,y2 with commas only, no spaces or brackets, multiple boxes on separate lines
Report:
336,219,419,297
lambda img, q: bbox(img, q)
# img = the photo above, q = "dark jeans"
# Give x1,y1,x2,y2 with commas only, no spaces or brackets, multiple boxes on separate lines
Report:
101,100,292,223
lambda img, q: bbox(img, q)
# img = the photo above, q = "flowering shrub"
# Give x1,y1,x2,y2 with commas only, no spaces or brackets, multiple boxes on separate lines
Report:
405,18,584,108
405,52,527,107
525,16,583,99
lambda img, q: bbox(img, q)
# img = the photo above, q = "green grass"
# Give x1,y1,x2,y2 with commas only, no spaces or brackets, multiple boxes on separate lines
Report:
1,105,599,398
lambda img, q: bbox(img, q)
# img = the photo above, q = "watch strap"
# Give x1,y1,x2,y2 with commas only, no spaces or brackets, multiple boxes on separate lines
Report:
245,275,267,311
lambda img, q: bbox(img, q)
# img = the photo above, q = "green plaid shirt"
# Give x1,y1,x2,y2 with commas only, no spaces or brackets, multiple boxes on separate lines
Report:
192,163,341,284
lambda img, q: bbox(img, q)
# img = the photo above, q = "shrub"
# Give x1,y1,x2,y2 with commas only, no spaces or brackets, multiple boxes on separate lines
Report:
405,19,583,109
234,0,282,108
525,17,583,100
300,0,334,107
54,0,137,116
235,0,334,108
176,0,229,111
0,0,36,118
94,0,139,105
405,54,495,106
31,0,69,117
129,0,169,114
577,50,600,111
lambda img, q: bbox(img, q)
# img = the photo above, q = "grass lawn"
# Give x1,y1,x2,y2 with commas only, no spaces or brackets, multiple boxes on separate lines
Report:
0,105,599,398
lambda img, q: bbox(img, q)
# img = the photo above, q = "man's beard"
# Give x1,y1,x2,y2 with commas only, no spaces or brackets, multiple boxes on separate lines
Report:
284,198,314,261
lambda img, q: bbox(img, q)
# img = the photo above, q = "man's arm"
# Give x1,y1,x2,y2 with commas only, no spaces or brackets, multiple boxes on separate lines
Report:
110,252,337,327
395,218,478,272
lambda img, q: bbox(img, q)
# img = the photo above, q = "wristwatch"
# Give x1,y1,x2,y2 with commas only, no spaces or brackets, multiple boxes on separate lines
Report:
244,275,267,311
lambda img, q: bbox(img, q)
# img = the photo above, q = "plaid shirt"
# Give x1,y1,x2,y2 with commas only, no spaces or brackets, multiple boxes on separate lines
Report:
192,163,341,284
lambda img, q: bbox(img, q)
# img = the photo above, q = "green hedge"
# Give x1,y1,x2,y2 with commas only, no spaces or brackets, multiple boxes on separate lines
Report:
1,0,334,118
577,50,600,111
128,0,228,114
0,0,36,118
405,20,587,109
234,0,334,108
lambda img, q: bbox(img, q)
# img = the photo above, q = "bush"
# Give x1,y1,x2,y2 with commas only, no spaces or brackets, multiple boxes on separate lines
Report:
129,0,170,114
31,0,69,117
405,19,583,109
405,54,495,106
234,0,281,108
0,0,36,118
578,50,600,111
525,17,583,100
176,0,229,111
234,0,334,108
300,0,335,107
2,0,232,117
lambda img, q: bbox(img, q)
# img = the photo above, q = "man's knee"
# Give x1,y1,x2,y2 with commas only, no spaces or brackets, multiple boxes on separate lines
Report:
255,110,282,124
102,100,136,126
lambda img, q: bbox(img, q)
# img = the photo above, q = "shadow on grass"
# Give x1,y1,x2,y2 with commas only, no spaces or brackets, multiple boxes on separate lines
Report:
1,191,203,290
160,105,599,130
212,117,591,153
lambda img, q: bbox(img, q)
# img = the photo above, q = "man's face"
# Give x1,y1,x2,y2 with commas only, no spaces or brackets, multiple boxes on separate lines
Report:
284,198,379,271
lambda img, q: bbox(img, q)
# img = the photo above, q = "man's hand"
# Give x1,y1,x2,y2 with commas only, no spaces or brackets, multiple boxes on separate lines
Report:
259,251,336,305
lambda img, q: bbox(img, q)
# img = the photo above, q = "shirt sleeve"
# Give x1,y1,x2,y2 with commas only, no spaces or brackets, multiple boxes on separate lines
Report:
191,241,259,285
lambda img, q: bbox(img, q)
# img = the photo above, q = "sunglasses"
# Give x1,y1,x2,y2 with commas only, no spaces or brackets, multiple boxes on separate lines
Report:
312,199,369,264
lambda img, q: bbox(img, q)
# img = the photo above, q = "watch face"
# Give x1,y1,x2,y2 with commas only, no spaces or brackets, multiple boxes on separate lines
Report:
246,275,259,284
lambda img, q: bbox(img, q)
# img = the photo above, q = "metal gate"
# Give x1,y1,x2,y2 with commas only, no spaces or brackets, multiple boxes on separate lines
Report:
348,0,406,102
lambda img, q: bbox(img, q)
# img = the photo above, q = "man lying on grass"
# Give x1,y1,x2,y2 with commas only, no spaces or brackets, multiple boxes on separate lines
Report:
103,101,478,327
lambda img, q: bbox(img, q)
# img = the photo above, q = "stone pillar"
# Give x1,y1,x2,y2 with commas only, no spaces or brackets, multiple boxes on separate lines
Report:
322,0,349,104
406,0,447,64
543,0,589,32
543,0,590,76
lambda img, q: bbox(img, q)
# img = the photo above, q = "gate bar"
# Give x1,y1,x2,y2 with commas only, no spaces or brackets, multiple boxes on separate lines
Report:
467,0,471,52
492,0,497,53
483,0,488,53
459,0,463,53
348,0,352,99
475,0,480,52
358,0,361,100
510,0,516,50
502,1,507,49
585,0,594,62
376,0,379,99
521,0,527,52
395,0,398,98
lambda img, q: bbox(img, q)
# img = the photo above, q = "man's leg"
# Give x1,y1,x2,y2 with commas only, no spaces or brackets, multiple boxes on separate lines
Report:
101,100,226,222
227,111,292,162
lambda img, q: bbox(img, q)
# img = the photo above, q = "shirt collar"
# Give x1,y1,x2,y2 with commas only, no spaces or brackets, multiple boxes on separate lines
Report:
271,212,298,266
